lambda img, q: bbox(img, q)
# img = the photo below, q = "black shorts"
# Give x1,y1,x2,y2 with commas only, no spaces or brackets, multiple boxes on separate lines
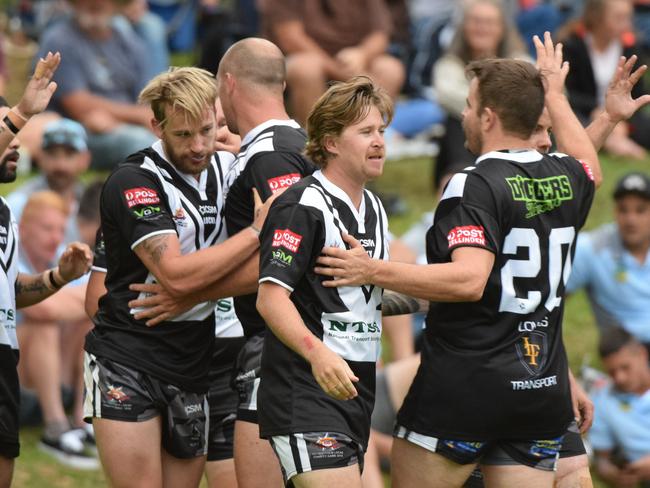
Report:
370,369,394,436
207,337,244,461
0,348,20,459
269,432,363,487
394,425,563,471
83,352,209,459
559,420,586,458
233,333,264,423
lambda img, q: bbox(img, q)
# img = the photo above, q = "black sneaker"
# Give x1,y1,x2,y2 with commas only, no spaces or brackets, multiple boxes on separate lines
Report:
38,428,100,470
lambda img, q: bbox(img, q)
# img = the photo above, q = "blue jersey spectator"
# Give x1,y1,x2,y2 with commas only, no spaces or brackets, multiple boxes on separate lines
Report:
590,327,650,486
567,172,650,344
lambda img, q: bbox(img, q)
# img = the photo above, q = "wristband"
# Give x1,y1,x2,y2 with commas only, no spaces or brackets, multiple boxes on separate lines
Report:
2,116,20,135
250,224,261,236
42,270,59,291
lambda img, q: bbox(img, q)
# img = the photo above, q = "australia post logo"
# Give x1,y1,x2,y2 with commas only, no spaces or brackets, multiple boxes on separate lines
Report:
267,173,301,194
447,225,486,248
123,187,160,208
272,228,302,252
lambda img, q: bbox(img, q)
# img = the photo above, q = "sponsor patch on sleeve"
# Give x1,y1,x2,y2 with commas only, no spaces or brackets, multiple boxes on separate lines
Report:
578,160,595,181
447,225,486,248
272,228,302,252
267,173,301,194
123,187,160,208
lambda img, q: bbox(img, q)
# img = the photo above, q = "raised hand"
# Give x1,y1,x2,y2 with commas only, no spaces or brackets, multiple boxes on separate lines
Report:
57,242,92,282
604,55,650,124
16,52,61,118
534,31,569,98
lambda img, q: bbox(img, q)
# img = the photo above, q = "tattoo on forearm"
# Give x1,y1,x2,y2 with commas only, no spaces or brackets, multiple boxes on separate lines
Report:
142,235,169,265
381,290,428,316
15,277,48,296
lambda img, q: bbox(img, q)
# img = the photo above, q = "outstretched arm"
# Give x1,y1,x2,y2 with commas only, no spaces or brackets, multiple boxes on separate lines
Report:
0,52,60,153
586,55,650,151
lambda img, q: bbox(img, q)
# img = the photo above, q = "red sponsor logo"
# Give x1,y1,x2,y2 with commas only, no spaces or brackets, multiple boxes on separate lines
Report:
123,187,160,208
447,225,486,248
272,228,302,252
578,160,594,181
267,173,301,194
106,385,129,403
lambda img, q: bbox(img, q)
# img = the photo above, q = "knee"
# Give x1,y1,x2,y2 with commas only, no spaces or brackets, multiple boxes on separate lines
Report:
286,54,327,85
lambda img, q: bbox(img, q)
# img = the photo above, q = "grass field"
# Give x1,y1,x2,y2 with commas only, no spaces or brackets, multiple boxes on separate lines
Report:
5,152,647,487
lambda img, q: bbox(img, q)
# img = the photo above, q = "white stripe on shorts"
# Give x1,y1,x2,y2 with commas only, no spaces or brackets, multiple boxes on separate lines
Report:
395,425,439,452
295,433,312,473
83,352,102,421
271,435,298,481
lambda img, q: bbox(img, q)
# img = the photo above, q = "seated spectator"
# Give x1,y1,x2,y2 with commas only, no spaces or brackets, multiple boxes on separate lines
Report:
562,0,650,159
432,0,529,192
259,0,405,126
36,0,156,170
590,327,650,487
76,179,104,248
567,172,650,347
16,191,97,468
7,118,89,243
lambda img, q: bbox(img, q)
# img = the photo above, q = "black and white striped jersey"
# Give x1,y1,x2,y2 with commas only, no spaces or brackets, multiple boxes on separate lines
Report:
257,170,389,448
397,150,596,441
85,141,234,392
0,198,19,353
224,119,315,338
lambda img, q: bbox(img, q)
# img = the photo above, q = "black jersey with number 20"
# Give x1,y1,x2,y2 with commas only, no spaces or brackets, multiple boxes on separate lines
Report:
397,150,595,441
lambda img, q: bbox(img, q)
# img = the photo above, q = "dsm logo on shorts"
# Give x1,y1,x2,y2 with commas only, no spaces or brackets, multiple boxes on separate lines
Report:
124,187,160,208
447,225,486,248
267,173,301,194
272,229,302,252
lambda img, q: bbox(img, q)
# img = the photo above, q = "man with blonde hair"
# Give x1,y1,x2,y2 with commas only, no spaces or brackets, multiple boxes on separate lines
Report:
83,67,276,486
255,76,392,487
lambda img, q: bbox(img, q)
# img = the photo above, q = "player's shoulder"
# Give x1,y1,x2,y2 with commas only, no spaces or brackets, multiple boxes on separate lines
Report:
103,149,163,191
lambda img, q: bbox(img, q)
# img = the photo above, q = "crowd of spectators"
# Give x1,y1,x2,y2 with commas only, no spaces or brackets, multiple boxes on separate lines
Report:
1,0,650,485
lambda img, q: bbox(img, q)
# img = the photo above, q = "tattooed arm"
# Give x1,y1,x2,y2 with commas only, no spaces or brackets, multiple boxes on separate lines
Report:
381,290,429,317
15,273,58,308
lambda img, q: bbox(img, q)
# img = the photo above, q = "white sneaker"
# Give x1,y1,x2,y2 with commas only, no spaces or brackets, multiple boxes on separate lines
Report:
38,428,100,470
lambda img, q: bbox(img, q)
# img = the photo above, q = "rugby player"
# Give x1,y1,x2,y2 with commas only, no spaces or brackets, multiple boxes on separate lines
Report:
256,76,392,488
315,33,601,487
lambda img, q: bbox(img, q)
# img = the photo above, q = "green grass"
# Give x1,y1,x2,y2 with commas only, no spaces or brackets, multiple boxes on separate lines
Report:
6,153,647,486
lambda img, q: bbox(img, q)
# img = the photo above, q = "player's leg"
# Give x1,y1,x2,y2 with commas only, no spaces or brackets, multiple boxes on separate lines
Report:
0,456,14,488
84,353,165,486
234,419,283,488
391,437,478,488
481,465,555,488
555,424,592,488
161,448,205,488
205,458,237,488
93,416,163,487
292,464,362,488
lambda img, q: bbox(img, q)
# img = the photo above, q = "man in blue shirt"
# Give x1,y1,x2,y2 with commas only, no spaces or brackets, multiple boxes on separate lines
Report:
590,327,650,486
567,172,650,347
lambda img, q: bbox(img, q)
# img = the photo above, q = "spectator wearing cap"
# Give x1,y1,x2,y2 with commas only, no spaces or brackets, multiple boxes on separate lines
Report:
7,118,90,244
567,172,650,348
590,327,650,487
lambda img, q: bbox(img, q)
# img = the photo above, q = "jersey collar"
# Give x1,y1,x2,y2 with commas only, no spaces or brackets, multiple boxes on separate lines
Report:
151,140,210,195
240,119,301,148
312,170,367,228
475,149,543,165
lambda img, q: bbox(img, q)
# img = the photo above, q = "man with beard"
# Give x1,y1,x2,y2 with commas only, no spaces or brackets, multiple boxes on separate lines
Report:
82,67,276,486
314,33,601,487
0,52,94,488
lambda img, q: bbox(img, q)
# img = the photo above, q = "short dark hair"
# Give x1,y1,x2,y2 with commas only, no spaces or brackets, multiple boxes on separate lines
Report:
77,179,104,223
0,97,8,109
599,327,637,358
466,58,545,139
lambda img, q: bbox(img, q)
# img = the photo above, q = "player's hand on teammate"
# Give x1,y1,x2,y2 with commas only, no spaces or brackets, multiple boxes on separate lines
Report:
128,282,194,326
315,233,374,287
57,242,93,282
306,340,359,401
534,31,569,99
251,187,286,235
16,51,61,119
603,55,650,124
